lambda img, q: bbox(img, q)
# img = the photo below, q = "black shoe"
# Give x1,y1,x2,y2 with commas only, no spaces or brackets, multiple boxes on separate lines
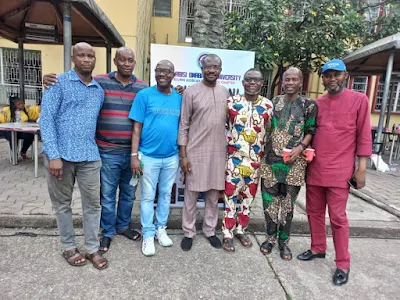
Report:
333,268,350,286
207,235,222,249
181,237,193,251
297,250,326,261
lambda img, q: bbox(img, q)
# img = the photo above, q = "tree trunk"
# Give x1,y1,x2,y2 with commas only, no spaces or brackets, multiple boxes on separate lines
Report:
270,64,284,98
192,0,225,48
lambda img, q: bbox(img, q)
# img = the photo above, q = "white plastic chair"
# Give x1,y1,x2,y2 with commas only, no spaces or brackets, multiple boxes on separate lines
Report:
8,139,34,162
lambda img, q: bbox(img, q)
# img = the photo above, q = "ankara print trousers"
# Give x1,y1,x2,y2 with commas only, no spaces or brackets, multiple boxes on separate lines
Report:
222,155,260,239
261,180,301,245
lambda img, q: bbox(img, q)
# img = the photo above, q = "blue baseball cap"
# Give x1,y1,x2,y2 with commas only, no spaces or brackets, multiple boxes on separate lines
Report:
322,59,347,74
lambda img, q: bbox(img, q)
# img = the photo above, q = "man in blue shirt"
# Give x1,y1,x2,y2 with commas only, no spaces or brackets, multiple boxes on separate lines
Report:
130,60,182,256
42,47,147,254
40,42,108,270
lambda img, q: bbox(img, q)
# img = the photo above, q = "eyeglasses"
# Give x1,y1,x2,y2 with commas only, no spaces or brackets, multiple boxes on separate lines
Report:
244,77,263,83
155,68,174,75
202,65,222,71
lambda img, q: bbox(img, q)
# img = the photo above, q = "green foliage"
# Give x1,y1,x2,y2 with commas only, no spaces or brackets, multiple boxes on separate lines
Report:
224,0,400,96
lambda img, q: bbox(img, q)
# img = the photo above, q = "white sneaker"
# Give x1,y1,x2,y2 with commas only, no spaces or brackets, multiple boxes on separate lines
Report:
142,237,155,256
155,226,173,247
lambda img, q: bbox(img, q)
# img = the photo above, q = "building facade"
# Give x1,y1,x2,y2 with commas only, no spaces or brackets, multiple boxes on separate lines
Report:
0,0,398,126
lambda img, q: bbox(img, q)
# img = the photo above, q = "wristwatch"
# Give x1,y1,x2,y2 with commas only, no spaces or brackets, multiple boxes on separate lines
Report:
131,152,138,157
299,142,307,150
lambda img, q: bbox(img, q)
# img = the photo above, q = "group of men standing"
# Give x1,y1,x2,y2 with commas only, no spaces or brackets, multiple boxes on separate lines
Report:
40,42,371,286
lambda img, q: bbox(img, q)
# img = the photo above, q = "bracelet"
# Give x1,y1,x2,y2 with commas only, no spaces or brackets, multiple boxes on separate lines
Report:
131,153,138,157
180,156,187,160
296,142,307,150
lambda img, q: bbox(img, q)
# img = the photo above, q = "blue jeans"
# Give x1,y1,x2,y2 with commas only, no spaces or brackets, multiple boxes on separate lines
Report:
100,152,137,238
140,153,179,238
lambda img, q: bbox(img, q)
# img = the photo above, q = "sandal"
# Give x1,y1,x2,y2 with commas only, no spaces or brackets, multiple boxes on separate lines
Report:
223,238,235,253
62,248,87,267
260,241,274,255
85,251,108,270
119,227,141,241
99,236,112,253
279,243,292,261
235,234,253,248
20,152,28,160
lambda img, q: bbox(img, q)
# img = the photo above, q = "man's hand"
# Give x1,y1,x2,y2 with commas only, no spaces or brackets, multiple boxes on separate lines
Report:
131,156,142,176
300,150,308,160
49,159,63,180
180,157,191,173
353,168,366,189
287,145,303,163
43,73,58,88
175,85,186,95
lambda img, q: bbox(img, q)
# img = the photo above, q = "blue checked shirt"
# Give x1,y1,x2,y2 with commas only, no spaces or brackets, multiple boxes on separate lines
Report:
40,69,104,162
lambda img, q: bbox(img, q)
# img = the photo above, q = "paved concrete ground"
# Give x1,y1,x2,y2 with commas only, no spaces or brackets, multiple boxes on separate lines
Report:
0,228,399,300
0,141,399,238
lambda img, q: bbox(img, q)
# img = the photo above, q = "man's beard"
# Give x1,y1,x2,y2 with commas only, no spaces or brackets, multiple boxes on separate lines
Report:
325,82,345,93
245,88,261,96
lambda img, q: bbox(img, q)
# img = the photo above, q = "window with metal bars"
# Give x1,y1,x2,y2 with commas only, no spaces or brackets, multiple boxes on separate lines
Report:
351,76,368,94
374,78,400,113
0,48,42,106
154,0,172,17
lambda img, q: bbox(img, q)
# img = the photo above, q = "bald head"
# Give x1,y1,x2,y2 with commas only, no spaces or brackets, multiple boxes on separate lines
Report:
282,67,303,97
156,60,175,72
155,60,175,89
201,54,222,85
244,68,262,79
73,42,94,56
115,47,135,60
72,42,96,76
114,47,136,77
283,67,303,81
202,54,222,68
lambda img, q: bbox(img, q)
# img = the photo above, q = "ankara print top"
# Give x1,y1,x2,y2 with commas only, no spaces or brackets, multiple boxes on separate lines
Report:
227,95,273,162
260,95,318,187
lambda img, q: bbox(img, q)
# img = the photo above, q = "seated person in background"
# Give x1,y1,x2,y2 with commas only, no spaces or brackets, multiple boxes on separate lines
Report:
0,95,40,159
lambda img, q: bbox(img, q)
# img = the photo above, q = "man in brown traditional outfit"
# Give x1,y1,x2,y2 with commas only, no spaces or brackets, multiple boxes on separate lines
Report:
178,54,230,251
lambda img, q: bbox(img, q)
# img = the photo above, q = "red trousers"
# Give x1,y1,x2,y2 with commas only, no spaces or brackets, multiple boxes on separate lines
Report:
306,184,350,269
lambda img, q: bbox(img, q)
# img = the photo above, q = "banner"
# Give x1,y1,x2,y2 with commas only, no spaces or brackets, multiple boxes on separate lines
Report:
150,44,254,207
150,44,255,95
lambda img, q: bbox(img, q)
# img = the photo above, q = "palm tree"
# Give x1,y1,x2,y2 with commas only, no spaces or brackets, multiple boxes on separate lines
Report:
192,0,225,48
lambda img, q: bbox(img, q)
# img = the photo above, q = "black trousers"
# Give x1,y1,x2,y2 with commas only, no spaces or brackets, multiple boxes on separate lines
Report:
4,131,34,153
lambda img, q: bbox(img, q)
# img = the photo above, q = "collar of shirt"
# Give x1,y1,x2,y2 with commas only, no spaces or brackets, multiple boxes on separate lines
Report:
108,71,137,84
68,68,101,88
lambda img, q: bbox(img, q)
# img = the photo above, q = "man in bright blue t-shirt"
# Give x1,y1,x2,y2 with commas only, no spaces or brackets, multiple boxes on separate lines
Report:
129,60,182,256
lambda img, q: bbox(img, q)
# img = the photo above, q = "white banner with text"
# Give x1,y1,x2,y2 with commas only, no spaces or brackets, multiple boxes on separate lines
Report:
150,44,255,95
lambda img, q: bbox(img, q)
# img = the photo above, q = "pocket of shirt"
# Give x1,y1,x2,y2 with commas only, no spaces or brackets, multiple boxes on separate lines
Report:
333,112,356,130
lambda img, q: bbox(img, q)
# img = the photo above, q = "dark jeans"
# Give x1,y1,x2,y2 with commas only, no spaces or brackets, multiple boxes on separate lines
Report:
100,152,137,238
4,131,34,153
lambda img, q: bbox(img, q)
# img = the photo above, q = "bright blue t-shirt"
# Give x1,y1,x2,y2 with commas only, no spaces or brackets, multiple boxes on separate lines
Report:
129,85,182,158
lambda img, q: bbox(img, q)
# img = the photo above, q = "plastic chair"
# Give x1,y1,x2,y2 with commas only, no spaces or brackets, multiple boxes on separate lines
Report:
8,139,34,162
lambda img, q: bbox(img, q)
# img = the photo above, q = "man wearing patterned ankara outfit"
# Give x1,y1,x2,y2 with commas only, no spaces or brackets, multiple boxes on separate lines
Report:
222,68,273,253
259,67,318,261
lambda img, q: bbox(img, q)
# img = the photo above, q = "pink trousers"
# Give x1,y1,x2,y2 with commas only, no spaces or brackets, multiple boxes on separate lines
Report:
306,184,350,269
